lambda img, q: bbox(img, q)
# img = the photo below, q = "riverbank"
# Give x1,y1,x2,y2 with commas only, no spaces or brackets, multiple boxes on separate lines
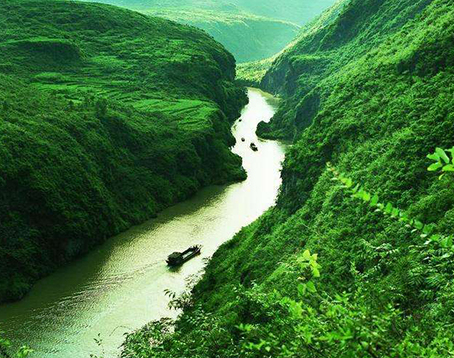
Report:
0,0,247,304
0,89,286,358
119,1,454,356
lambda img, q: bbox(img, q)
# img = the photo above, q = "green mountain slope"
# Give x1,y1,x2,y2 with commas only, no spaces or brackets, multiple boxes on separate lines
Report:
79,0,338,62
0,0,247,303
217,0,338,25
237,0,349,85
81,0,337,25
121,0,454,356
141,9,299,63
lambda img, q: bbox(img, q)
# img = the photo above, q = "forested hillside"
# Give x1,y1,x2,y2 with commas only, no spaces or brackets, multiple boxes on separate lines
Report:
82,0,337,25
0,0,247,303
237,0,349,86
122,0,454,356
141,9,299,63
79,0,337,62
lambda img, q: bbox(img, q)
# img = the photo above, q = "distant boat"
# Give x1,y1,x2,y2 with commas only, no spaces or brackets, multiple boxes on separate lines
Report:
167,245,201,267
250,143,258,151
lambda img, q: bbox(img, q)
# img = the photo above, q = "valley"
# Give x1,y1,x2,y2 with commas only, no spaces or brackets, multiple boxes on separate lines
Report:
78,0,338,62
0,89,285,358
0,0,246,303
121,0,454,357
1,0,454,357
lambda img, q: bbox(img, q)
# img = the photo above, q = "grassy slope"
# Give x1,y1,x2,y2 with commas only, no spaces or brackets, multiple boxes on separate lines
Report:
122,0,454,356
141,9,299,63
0,0,247,303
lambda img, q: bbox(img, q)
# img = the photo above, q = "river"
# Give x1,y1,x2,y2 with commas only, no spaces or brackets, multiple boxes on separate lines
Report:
0,88,286,358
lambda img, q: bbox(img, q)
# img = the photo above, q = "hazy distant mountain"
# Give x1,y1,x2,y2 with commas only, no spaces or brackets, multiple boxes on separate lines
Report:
80,0,337,25
77,0,337,61
142,9,300,62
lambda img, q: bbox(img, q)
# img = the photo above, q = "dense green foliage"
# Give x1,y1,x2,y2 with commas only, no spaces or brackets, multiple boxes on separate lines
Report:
0,0,247,302
122,0,454,356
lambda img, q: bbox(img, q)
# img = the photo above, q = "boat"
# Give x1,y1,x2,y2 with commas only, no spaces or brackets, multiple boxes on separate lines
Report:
166,245,202,267
250,142,258,151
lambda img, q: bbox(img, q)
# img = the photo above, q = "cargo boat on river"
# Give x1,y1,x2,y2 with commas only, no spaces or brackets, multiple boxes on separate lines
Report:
167,245,202,267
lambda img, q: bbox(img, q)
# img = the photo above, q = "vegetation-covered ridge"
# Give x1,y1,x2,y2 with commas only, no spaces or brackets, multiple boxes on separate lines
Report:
236,0,349,86
78,0,339,63
0,0,247,303
140,9,299,63
78,0,337,26
121,0,454,356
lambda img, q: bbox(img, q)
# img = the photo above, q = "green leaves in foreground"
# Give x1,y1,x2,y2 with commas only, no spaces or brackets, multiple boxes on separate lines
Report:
327,162,454,249
427,147,454,178
0,332,32,358
241,157,454,358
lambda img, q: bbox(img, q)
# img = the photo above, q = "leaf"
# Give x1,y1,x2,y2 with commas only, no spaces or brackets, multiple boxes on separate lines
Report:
312,267,321,278
362,191,371,202
447,147,454,160
443,164,454,172
427,152,440,161
441,236,453,248
391,208,399,217
414,221,424,230
370,194,379,206
436,148,450,163
423,225,435,235
306,281,317,293
399,212,409,222
352,191,362,199
288,300,303,319
302,250,311,260
297,283,306,297
385,203,393,214
428,162,443,171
